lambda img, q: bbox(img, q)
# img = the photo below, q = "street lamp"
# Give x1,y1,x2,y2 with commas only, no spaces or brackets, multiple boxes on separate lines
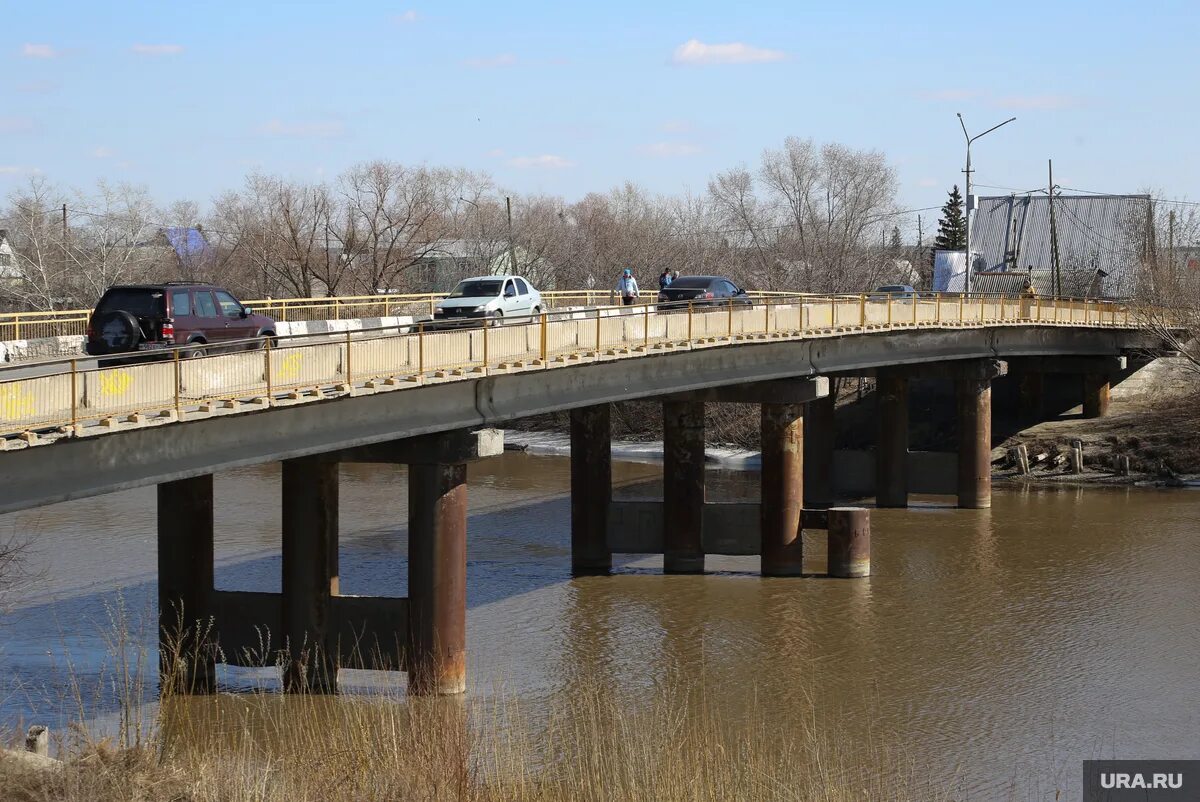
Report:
957,112,1016,294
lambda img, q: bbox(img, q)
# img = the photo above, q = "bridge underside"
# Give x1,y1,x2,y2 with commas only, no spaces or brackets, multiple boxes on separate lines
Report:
0,325,1154,515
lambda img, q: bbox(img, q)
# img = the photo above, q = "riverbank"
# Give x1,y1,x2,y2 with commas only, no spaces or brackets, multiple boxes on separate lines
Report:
0,677,944,802
505,418,1200,490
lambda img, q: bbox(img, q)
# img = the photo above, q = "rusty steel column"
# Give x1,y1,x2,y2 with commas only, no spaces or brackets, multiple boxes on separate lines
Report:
663,400,705,573
282,456,340,693
408,462,468,695
803,392,835,508
876,372,909,508
570,404,612,575
158,474,215,695
956,377,993,509
760,403,804,576
1082,374,1111,419
827,507,871,577
1018,370,1044,422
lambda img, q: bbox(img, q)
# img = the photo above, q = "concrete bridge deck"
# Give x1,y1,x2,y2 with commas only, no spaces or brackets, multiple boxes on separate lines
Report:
0,293,1148,514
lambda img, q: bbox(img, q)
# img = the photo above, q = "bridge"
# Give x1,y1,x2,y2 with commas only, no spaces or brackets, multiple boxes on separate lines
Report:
0,292,1157,696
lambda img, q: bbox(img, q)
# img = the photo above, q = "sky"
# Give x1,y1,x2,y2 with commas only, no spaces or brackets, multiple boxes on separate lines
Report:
2,0,1198,236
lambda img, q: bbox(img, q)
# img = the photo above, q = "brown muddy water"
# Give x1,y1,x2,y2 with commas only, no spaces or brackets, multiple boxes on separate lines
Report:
1,451,1198,796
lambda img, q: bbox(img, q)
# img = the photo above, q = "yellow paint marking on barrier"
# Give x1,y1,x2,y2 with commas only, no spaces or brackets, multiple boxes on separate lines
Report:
277,352,304,381
1,384,35,421
99,370,133,397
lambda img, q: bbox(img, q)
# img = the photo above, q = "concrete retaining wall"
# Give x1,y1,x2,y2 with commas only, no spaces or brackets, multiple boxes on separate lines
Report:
0,316,415,364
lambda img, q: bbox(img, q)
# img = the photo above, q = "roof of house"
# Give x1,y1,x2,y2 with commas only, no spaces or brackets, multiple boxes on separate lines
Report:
971,194,1150,296
163,227,212,262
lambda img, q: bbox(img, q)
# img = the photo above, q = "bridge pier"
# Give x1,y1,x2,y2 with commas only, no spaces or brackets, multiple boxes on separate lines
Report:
155,429,500,698
570,405,612,575
760,403,804,576
876,371,909,508
407,462,468,696
803,393,835,508
663,400,706,573
158,474,215,694
1082,374,1111,419
281,456,339,693
956,375,993,509
828,507,871,577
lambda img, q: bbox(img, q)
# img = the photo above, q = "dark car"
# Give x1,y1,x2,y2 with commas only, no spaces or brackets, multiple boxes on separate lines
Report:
657,276,752,309
86,282,277,359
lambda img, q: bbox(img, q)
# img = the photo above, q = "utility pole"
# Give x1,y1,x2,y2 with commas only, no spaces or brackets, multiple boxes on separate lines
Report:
1048,160,1061,296
1169,209,1176,276
61,203,68,299
505,196,518,275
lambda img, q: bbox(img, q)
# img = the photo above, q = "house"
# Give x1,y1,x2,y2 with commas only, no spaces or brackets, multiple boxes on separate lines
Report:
967,193,1152,298
407,239,554,293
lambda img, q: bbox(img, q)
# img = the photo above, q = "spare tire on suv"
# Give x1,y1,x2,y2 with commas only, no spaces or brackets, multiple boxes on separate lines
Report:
92,309,143,353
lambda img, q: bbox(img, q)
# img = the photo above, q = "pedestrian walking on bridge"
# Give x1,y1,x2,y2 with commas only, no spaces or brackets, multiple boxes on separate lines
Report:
615,268,640,306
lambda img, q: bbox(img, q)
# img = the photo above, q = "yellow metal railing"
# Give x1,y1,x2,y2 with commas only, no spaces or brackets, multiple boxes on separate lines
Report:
0,293,1134,441
0,289,802,340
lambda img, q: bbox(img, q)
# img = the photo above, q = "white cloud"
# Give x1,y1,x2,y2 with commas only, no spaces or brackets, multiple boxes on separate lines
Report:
257,119,346,138
0,165,41,175
659,119,694,134
507,154,574,169
992,94,1082,110
638,142,703,158
464,53,517,68
671,39,786,65
394,10,420,23
485,148,505,157
92,146,114,159
0,117,35,134
21,43,58,59
131,43,185,56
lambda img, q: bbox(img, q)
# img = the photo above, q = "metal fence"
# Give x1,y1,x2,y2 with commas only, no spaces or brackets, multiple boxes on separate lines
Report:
0,293,1132,442
0,290,806,341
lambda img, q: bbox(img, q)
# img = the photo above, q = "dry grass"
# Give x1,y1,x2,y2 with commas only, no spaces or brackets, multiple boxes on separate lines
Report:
2,671,945,802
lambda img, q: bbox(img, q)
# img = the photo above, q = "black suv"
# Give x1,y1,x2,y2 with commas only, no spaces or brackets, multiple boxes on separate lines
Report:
86,283,277,358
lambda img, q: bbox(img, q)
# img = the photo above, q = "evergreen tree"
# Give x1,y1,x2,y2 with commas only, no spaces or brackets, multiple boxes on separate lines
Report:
934,185,966,251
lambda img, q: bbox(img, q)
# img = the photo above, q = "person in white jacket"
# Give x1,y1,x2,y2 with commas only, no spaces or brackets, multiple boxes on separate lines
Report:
614,268,639,306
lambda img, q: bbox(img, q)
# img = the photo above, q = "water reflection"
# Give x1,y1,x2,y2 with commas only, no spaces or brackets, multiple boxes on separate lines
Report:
1,452,1198,797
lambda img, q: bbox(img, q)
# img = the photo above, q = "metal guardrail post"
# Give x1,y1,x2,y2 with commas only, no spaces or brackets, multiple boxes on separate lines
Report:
13,315,19,340
483,319,489,368
887,295,893,326
830,296,836,328
69,358,78,428
345,330,352,385
912,294,919,325
173,346,182,417
859,294,866,326
595,309,602,352
418,322,425,375
644,304,650,348
687,302,693,340
935,292,942,324
264,338,273,398
727,297,733,337
540,312,548,362
958,293,964,323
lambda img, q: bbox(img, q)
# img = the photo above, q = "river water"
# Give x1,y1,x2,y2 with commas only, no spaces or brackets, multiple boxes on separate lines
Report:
1,451,1198,796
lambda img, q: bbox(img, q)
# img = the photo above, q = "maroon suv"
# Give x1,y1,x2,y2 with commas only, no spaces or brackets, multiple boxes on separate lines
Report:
86,283,277,358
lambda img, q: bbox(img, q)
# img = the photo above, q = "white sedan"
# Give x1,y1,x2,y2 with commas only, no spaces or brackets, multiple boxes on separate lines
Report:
433,275,543,324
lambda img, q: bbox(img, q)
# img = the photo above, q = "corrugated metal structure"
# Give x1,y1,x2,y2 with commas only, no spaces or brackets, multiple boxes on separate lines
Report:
971,194,1151,297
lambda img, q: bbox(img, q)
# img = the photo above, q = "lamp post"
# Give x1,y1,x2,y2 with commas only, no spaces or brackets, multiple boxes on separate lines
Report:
957,113,1016,295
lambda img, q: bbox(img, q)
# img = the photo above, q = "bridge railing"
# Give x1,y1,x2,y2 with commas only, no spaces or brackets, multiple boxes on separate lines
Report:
0,293,1133,441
